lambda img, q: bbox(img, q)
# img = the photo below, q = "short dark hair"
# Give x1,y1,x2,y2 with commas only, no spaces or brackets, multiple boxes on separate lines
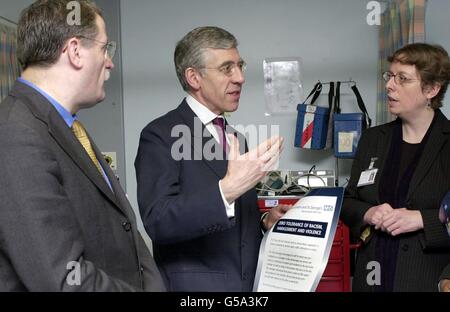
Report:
174,26,238,91
18,0,102,70
388,43,450,109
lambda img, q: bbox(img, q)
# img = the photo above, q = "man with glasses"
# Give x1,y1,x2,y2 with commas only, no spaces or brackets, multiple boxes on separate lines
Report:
0,0,164,291
135,26,290,291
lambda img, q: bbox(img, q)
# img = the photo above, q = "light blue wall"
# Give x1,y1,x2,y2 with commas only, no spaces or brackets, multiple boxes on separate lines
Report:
426,0,450,117
0,0,33,21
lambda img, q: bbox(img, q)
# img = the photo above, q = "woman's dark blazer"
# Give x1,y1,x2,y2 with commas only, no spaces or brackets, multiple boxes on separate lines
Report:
341,109,450,291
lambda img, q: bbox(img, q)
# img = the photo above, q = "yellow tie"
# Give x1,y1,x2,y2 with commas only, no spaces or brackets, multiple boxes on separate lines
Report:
72,120,103,175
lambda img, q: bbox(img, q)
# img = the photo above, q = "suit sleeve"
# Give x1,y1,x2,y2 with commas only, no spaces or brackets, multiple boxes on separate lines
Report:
135,234,166,291
135,124,235,245
340,129,374,238
0,123,139,291
420,210,450,250
418,147,450,250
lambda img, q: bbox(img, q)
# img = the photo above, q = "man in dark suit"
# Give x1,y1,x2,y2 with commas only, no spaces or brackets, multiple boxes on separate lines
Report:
0,0,164,291
135,26,290,291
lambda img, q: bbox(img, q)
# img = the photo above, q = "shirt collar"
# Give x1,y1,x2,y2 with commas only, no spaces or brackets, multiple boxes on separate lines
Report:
17,77,77,128
185,95,224,125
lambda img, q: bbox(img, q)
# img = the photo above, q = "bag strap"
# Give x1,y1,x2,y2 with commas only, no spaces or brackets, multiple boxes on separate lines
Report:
334,81,341,113
328,82,335,111
303,82,323,105
351,85,372,128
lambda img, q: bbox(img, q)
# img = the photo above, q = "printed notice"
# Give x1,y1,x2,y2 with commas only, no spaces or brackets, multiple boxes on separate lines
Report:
253,187,344,292
338,132,354,153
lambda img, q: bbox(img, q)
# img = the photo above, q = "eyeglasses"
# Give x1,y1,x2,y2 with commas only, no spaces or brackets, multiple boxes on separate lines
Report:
78,36,117,60
200,60,246,77
382,71,420,86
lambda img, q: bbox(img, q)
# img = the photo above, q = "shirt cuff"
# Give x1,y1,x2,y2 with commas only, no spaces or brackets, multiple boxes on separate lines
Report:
218,180,235,218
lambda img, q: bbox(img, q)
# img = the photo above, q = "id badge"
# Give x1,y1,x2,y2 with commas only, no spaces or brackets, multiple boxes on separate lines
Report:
357,168,378,187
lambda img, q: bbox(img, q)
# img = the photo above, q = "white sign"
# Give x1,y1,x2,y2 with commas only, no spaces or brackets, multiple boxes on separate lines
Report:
253,188,343,292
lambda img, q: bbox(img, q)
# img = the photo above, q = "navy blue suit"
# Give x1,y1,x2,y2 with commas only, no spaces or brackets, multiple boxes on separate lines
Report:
135,100,262,291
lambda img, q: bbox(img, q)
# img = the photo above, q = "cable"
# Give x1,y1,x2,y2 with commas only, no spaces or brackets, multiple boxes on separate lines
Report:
256,168,328,196
293,173,326,190
256,171,289,195
307,165,316,188
340,178,350,188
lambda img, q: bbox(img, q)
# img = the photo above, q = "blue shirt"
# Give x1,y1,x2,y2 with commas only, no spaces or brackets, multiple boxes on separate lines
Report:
18,78,113,190
18,78,76,127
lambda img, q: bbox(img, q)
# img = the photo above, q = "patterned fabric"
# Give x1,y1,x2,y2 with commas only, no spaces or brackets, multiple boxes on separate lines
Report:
72,120,103,175
212,117,227,154
0,23,20,101
376,0,427,125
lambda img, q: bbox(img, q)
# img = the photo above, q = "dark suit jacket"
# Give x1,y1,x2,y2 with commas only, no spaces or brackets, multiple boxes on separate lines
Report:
341,109,450,291
0,82,165,291
135,100,262,292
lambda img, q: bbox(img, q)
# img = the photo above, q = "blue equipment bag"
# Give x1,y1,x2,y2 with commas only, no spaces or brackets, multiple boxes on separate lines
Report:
333,83,372,158
294,82,332,150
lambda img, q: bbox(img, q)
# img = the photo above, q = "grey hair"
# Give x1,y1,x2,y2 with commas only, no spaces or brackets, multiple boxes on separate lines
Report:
174,26,238,91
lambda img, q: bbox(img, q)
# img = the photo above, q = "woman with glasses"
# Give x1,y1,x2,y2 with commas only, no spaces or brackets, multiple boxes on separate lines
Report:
341,43,450,291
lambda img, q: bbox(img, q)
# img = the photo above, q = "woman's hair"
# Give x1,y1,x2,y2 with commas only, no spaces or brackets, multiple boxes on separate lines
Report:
389,43,450,109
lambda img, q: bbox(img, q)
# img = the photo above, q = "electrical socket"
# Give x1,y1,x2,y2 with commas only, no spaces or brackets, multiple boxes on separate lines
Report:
102,152,117,171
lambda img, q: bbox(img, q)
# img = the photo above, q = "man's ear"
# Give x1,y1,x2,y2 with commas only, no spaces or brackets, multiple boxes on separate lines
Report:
65,38,83,69
185,67,201,91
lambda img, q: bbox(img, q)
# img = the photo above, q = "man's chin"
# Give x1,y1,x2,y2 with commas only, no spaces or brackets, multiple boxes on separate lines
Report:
227,102,239,112
80,101,101,111
95,91,106,103
81,93,106,109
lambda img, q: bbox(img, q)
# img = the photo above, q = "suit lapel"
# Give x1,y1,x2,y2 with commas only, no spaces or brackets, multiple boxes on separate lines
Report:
92,141,135,218
236,134,251,240
373,123,395,204
176,100,254,243
177,100,228,178
47,112,121,208
13,83,122,212
407,111,449,199
176,100,252,243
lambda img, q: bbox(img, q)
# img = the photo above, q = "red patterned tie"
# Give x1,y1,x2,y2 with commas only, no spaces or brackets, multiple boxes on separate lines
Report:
212,117,227,154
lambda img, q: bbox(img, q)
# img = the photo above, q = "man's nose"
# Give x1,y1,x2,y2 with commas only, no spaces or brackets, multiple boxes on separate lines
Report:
232,67,245,84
